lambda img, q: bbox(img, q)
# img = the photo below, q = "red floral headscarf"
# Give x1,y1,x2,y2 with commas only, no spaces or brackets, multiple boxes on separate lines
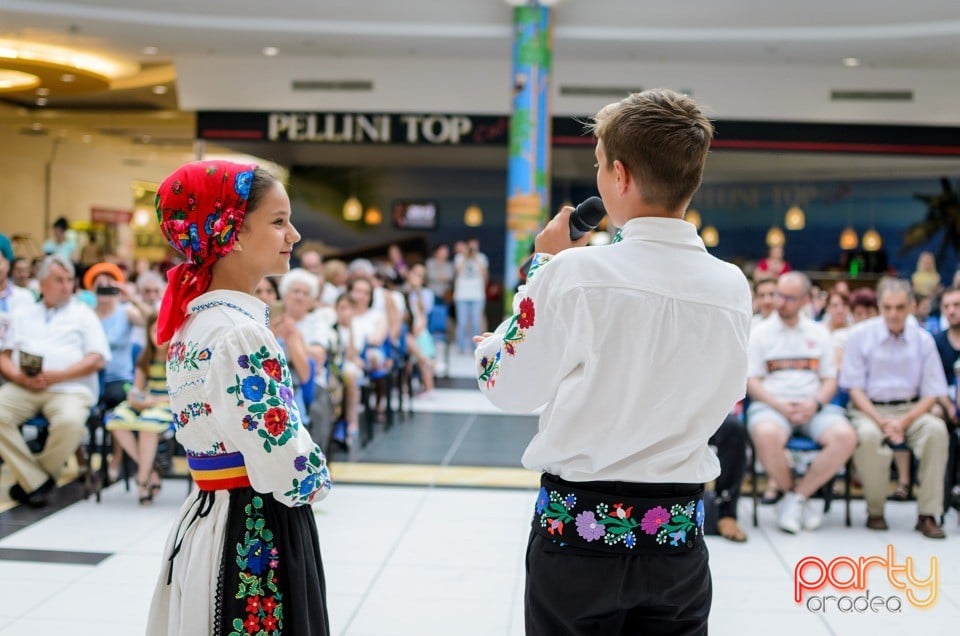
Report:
155,160,257,343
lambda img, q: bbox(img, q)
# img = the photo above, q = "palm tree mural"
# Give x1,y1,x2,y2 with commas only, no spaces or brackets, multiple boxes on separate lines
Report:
901,177,960,260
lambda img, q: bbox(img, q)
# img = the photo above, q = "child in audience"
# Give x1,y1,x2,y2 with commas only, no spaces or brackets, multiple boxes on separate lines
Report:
105,313,172,504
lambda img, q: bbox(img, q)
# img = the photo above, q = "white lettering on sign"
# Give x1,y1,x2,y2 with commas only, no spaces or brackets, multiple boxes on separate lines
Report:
268,113,477,144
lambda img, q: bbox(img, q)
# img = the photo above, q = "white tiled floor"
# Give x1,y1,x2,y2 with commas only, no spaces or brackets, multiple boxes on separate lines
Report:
1,480,958,635
1,350,958,634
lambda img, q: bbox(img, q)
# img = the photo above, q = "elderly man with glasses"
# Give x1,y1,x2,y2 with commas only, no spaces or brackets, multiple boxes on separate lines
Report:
746,272,858,534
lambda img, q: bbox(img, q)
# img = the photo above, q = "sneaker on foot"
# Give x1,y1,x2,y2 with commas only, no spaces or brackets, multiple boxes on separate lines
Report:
778,492,804,534
801,497,823,531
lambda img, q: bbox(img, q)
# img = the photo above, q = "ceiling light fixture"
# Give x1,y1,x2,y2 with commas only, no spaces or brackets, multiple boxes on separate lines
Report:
152,85,168,95
701,225,720,248
35,97,47,106
839,226,859,250
784,205,805,230
464,205,483,227
843,57,860,67
142,46,159,56
0,69,38,91
765,226,785,248
262,47,280,57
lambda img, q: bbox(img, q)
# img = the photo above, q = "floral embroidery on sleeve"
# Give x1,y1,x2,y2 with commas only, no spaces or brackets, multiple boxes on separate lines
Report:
226,346,300,452
168,341,213,372
228,495,283,636
476,297,536,387
283,448,331,505
173,401,212,429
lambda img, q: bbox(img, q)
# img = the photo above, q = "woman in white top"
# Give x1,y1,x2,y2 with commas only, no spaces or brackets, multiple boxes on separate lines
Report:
147,160,331,635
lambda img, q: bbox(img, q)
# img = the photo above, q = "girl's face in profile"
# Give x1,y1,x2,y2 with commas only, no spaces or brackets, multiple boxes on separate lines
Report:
236,181,301,279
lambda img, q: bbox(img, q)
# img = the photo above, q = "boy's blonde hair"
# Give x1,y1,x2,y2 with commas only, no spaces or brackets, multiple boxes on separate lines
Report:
587,88,713,212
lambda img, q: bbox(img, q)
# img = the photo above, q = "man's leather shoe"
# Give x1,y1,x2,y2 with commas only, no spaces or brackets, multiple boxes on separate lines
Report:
8,478,54,508
915,515,946,539
865,515,888,530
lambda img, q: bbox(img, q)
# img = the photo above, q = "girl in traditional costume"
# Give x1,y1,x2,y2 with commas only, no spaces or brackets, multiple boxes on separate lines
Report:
147,161,331,635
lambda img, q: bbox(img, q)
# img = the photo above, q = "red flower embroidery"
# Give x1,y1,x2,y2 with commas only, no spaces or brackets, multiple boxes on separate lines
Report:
264,408,288,436
612,503,634,519
245,595,261,614
243,614,260,634
262,358,283,382
518,297,535,329
261,596,278,613
262,615,279,631
547,519,564,535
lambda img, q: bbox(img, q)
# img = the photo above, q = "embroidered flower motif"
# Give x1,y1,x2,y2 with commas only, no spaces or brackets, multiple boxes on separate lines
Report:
241,376,267,402
669,529,687,547
546,518,564,535
477,297,537,388
640,506,671,535
564,493,577,510
612,503,634,519
227,345,301,453
623,532,637,548
284,448,331,505
517,297,535,329
168,341,212,372
535,487,549,514
262,358,283,382
575,511,606,542
695,500,705,528
232,497,283,636
261,595,277,613
242,615,260,634
264,407,288,436
235,169,253,199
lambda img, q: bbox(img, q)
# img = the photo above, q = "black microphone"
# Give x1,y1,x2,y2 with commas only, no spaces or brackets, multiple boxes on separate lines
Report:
518,197,608,281
568,196,607,240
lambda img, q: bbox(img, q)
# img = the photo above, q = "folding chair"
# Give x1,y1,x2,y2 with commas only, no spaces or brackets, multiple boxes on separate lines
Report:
750,432,852,527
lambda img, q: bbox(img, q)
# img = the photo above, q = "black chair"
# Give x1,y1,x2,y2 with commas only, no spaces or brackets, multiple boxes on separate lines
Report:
750,432,852,528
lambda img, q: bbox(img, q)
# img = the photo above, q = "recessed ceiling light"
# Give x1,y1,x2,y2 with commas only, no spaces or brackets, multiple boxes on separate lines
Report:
61,73,76,82
843,57,860,67
36,87,49,96
31,122,43,131
142,46,159,56
36,97,48,106
81,134,92,143
152,85,168,95
262,46,279,57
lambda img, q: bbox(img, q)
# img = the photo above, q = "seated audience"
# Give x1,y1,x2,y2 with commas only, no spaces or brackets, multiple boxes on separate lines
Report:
746,272,857,534
0,255,110,507
840,278,949,539
105,313,172,505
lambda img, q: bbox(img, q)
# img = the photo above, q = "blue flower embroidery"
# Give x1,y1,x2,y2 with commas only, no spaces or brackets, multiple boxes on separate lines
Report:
564,494,577,510
669,529,687,546
695,500,705,528
241,375,266,402
247,538,268,575
235,170,253,199
299,473,317,496
204,212,217,235
623,532,637,548
187,223,201,253
535,487,549,514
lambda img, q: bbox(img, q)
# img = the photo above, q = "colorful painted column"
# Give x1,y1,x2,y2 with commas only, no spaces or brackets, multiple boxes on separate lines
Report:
504,2,553,311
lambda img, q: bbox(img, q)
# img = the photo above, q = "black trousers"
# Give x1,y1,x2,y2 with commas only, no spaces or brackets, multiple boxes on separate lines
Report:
708,415,748,520
525,478,712,636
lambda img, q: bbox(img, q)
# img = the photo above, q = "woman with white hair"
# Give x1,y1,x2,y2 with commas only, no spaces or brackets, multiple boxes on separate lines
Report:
277,268,327,426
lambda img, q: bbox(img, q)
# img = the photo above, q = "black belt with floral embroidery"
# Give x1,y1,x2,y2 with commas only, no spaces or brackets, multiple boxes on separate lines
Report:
532,473,705,554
